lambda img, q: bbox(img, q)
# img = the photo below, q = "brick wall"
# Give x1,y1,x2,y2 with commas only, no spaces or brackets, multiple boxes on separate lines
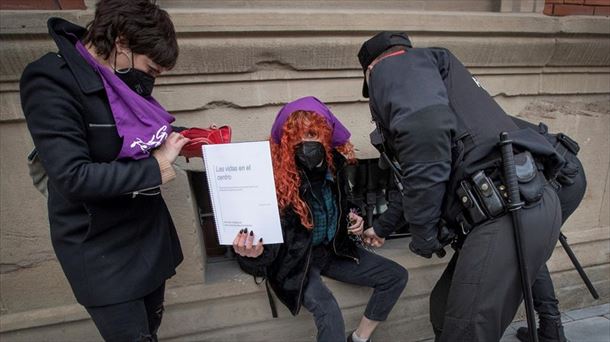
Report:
0,0,85,10
544,0,610,16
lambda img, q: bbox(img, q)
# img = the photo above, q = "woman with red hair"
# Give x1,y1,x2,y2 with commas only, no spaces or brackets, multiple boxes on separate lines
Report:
234,97,408,342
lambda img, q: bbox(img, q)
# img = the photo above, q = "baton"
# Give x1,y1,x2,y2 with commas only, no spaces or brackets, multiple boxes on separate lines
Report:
559,232,599,299
499,132,538,342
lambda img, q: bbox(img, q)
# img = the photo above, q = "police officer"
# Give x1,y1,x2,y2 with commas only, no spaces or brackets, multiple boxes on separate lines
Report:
357,32,564,341
512,118,587,342
370,117,586,342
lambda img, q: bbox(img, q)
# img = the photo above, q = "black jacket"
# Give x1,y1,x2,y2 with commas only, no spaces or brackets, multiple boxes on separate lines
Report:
368,47,563,239
237,152,359,315
373,116,584,237
20,18,183,307
367,48,458,240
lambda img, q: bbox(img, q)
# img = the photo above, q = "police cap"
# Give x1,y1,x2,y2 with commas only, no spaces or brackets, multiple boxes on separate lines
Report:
357,31,412,98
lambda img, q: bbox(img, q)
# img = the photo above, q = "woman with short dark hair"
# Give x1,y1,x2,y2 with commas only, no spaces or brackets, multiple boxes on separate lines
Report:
20,1,188,340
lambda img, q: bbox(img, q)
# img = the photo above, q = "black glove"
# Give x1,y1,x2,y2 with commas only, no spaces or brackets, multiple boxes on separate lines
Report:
409,229,444,259
437,222,456,246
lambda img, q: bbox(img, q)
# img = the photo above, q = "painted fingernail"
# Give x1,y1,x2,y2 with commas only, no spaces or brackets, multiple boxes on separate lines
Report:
244,228,248,234
259,238,263,242
250,230,253,236
239,229,243,234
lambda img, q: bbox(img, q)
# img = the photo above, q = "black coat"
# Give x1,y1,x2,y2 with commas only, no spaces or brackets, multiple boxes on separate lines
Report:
373,116,585,237
367,48,458,241
237,152,359,315
368,47,563,239
20,18,183,307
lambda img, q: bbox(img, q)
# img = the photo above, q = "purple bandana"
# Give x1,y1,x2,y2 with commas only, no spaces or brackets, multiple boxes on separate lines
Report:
271,96,351,147
75,40,174,160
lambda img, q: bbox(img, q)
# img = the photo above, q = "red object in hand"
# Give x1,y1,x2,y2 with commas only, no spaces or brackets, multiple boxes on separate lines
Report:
179,125,232,159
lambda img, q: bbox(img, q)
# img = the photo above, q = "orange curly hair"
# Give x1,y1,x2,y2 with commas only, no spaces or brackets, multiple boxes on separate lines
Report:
271,110,355,229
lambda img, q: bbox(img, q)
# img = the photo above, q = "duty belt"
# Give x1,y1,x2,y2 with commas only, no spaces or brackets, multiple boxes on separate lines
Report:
549,132,580,192
455,169,508,235
455,150,546,236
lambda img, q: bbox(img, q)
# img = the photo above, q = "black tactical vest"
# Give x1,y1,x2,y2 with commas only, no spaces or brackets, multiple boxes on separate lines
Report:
435,48,565,226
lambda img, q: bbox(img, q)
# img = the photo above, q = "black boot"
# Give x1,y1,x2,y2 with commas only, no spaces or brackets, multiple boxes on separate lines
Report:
516,314,569,342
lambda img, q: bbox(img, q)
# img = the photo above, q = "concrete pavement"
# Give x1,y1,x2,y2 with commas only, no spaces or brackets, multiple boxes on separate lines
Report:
501,303,610,342
418,303,609,342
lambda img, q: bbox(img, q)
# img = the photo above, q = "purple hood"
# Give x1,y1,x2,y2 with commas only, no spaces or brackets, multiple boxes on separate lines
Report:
271,96,351,147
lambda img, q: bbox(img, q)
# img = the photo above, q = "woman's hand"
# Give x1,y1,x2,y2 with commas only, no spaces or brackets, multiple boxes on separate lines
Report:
363,227,385,247
347,212,364,236
233,229,264,258
153,132,189,164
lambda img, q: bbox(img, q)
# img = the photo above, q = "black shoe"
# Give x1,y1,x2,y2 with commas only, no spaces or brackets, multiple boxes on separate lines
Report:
516,326,533,342
516,315,569,342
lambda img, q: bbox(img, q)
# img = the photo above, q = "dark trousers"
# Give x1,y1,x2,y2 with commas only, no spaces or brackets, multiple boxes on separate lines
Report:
531,158,587,319
302,246,408,342
532,264,560,316
86,282,166,342
430,185,562,342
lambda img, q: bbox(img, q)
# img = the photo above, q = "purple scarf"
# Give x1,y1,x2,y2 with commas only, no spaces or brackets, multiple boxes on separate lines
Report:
271,96,351,147
75,41,174,160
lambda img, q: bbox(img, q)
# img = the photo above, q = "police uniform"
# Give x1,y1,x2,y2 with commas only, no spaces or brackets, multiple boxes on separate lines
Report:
513,118,587,342
358,32,565,341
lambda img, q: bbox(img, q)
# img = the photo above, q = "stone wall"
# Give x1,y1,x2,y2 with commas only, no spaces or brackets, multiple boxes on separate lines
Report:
0,4,609,341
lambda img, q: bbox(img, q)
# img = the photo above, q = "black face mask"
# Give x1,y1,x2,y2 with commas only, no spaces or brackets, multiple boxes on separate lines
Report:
295,141,326,172
114,50,156,97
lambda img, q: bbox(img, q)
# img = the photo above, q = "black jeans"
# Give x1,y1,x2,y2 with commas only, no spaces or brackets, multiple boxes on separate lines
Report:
302,245,408,342
86,282,166,342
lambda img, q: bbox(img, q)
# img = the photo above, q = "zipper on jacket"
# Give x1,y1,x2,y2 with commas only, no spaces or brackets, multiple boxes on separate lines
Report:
88,123,116,128
124,185,161,197
332,162,359,264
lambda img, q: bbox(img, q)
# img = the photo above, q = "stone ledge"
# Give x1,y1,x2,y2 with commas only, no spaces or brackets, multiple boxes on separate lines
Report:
2,8,607,82
2,226,608,334
2,266,607,341
2,34,607,84
4,66,607,89
1,9,609,35
2,71,608,122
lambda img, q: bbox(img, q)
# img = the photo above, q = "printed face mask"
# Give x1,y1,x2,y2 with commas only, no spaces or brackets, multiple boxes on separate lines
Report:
114,50,156,97
295,141,326,171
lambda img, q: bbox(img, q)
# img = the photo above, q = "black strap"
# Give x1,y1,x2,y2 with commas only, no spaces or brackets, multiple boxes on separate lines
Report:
264,279,278,318
554,141,570,158
253,272,278,318
556,133,580,155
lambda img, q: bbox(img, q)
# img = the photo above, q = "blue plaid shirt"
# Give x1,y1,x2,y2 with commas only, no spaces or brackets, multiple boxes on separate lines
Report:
306,174,338,246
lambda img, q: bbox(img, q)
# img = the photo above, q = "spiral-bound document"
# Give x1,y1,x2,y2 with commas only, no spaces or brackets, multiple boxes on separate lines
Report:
202,141,283,245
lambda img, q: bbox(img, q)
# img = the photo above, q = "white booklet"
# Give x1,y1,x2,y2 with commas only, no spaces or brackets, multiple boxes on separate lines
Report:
202,141,283,245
